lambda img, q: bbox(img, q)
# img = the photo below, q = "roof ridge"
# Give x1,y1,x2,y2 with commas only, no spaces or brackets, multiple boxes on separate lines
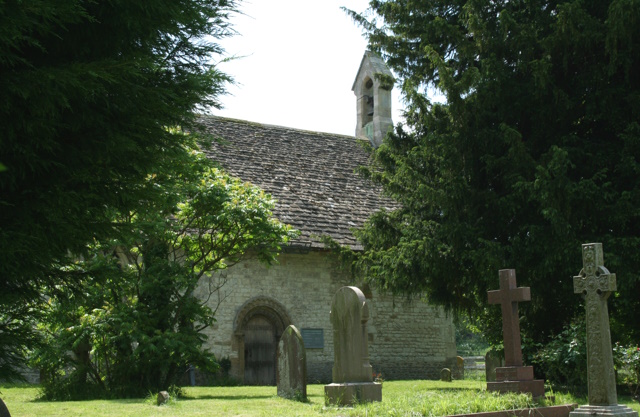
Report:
199,114,362,140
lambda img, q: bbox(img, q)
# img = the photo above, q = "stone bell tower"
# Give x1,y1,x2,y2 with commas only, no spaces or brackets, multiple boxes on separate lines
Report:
352,51,394,148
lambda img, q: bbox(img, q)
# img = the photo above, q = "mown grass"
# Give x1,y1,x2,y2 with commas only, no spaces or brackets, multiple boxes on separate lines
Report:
1,380,638,417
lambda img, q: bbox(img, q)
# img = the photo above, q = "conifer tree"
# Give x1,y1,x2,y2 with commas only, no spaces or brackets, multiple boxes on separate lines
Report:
0,0,237,379
348,0,640,343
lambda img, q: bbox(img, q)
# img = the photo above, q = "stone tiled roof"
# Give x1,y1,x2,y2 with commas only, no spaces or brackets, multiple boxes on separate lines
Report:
199,116,396,250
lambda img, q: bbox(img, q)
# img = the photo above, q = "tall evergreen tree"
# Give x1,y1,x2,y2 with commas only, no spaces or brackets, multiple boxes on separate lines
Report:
347,0,640,343
0,0,236,379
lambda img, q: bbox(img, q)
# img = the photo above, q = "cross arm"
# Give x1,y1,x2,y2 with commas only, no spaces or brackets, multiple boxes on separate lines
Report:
573,267,617,294
488,287,531,305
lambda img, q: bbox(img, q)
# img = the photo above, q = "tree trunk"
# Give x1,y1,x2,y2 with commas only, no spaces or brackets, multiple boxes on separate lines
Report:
73,341,92,385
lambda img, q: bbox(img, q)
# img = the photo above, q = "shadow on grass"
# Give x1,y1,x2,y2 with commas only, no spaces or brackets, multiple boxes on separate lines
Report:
31,394,279,403
31,397,145,404
435,387,484,391
181,394,275,401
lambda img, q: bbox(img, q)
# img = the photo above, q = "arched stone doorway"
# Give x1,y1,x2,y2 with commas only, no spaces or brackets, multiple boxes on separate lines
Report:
233,297,292,385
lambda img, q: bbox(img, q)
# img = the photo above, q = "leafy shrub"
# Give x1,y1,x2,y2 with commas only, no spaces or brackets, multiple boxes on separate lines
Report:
533,317,639,398
29,163,295,400
613,343,640,398
455,315,491,356
530,320,587,390
204,357,241,387
218,357,232,376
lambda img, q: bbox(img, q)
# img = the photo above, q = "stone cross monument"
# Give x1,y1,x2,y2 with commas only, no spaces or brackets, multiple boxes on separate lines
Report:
569,243,638,417
487,269,544,398
488,269,529,367
324,286,382,406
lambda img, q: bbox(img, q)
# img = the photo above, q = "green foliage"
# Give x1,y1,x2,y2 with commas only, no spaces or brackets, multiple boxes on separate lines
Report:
345,0,640,345
0,300,43,383
455,315,490,357
533,321,639,396
30,149,296,399
0,0,237,376
205,356,241,386
530,320,587,390
613,342,640,398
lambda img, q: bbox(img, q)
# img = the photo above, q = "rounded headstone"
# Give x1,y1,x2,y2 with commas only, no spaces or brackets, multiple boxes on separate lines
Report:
156,391,170,406
330,286,372,383
485,349,504,382
276,325,307,401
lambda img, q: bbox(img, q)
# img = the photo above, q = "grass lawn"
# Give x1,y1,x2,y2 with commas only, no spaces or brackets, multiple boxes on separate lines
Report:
1,380,639,417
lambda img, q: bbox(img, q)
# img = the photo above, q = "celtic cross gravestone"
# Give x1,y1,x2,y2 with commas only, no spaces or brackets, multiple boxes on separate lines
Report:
574,243,617,405
569,243,638,417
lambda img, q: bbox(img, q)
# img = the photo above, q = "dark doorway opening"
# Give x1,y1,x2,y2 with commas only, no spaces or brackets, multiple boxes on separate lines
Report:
243,315,277,385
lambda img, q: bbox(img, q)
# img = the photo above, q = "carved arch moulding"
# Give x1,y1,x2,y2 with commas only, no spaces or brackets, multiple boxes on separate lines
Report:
233,296,293,337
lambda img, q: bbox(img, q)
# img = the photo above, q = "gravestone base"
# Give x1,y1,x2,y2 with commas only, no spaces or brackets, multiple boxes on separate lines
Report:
496,366,534,380
487,366,544,398
324,382,382,406
487,380,545,398
569,405,638,417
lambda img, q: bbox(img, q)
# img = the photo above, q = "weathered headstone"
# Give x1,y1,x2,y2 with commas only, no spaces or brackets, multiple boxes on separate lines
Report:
456,356,465,380
276,325,307,401
324,286,382,406
156,391,170,406
487,269,544,398
441,368,452,382
569,244,638,417
485,348,505,382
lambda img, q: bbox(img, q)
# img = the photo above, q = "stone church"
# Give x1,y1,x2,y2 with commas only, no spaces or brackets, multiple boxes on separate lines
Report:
197,52,457,384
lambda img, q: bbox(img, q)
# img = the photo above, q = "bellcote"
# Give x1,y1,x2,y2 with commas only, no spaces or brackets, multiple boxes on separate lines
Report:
352,51,394,148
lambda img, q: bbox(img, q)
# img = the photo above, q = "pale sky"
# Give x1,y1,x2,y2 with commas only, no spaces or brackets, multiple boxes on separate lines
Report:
213,0,405,136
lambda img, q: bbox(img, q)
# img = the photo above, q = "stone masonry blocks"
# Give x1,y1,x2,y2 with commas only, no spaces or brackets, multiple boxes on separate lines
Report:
195,251,457,383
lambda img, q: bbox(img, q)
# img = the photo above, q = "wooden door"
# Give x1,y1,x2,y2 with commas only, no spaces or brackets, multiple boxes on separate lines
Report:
244,315,277,385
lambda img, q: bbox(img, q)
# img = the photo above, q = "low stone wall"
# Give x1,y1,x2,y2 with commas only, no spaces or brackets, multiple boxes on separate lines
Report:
305,360,332,384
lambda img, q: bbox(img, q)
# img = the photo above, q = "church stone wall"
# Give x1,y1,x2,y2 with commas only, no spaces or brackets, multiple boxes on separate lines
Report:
196,250,457,384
